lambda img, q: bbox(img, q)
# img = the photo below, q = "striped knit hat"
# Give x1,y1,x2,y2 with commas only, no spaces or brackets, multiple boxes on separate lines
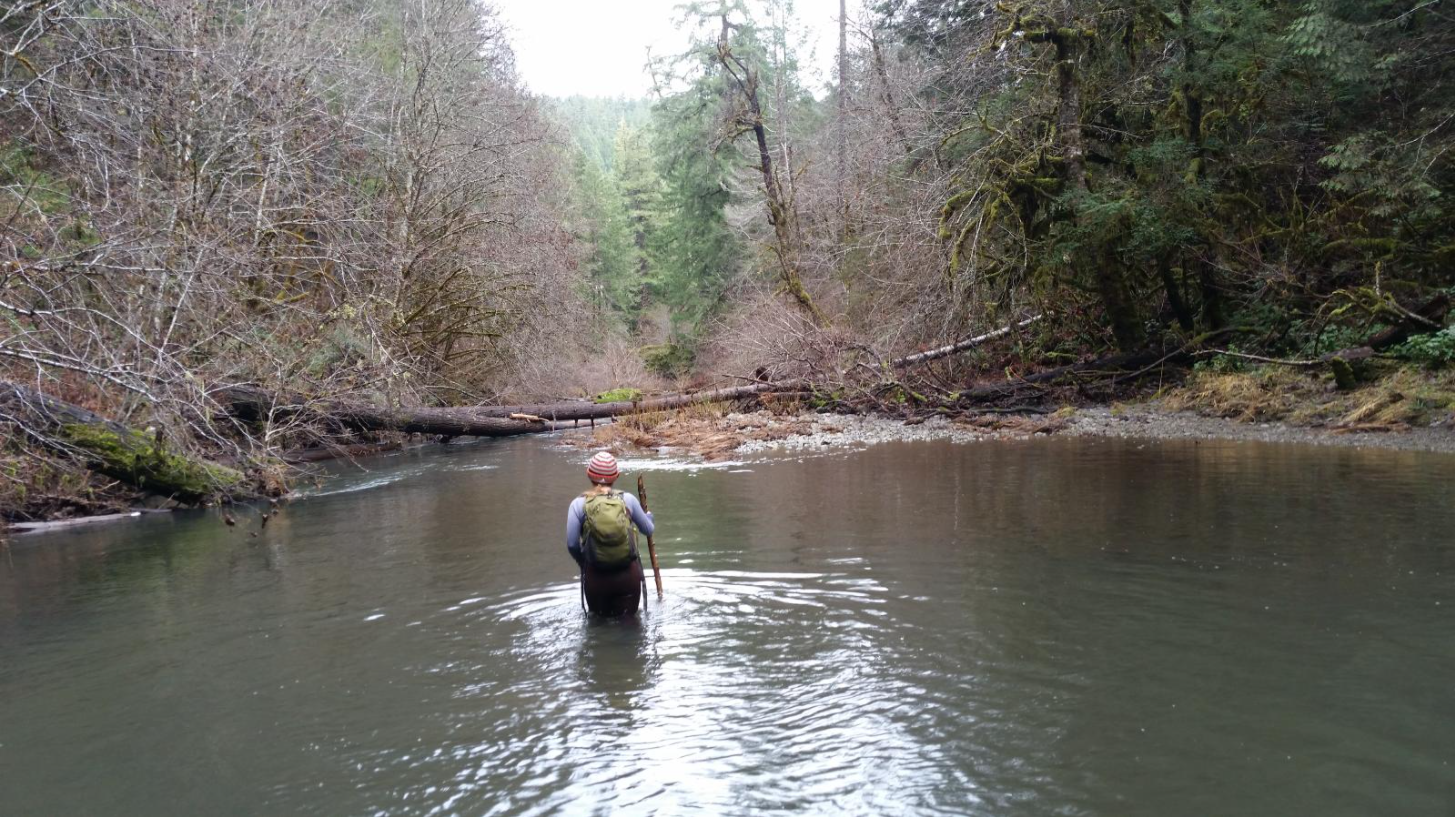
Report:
587,451,620,484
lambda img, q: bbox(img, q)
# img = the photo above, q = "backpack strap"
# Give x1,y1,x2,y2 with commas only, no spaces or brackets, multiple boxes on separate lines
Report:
622,490,638,559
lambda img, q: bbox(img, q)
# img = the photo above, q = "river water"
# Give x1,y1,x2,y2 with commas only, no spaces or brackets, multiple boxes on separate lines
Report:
2,435,1454,816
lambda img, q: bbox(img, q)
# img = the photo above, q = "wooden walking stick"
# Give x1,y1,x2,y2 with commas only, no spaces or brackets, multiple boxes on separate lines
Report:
638,475,664,598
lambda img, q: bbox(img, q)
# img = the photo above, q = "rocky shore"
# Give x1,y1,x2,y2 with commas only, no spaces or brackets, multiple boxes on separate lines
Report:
1060,405,1455,453
584,403,1455,461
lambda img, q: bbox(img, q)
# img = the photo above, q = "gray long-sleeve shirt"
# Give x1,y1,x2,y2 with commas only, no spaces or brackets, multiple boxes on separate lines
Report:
566,492,654,563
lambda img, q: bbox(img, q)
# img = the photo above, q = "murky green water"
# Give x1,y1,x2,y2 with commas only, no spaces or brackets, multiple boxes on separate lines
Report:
3,435,1454,816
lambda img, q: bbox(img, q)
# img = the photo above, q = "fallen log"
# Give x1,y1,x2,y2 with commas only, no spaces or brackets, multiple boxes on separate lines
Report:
1322,293,1451,389
0,381,246,504
1364,292,1450,350
954,349,1174,404
891,315,1044,369
218,385,554,437
216,382,806,440
472,382,804,421
950,294,1452,406
1187,294,1451,390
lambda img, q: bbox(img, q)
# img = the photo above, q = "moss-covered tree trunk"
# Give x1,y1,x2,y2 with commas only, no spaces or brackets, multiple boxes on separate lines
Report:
1029,23,1142,350
1178,0,1225,333
1,382,246,505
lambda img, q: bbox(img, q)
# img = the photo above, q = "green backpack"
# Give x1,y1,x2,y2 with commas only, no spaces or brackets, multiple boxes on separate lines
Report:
581,490,635,570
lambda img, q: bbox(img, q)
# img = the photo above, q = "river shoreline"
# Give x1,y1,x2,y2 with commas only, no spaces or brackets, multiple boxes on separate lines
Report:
729,404,1455,457
8,401,1454,536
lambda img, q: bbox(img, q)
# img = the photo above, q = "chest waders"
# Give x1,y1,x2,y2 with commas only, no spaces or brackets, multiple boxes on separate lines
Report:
576,493,646,614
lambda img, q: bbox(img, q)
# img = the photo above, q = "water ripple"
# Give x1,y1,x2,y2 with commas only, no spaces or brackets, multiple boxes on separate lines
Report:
341,568,974,815
8,436,1453,817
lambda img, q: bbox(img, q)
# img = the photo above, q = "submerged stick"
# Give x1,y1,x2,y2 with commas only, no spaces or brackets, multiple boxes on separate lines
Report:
637,475,664,598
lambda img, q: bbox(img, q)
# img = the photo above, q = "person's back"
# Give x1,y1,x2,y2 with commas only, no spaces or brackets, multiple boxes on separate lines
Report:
565,452,653,616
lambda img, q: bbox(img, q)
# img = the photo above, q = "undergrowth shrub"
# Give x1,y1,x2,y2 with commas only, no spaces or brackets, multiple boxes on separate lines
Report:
1391,327,1455,369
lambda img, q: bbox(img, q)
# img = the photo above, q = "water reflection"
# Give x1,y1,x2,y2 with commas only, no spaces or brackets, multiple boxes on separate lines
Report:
2,436,1454,816
454,562,1053,815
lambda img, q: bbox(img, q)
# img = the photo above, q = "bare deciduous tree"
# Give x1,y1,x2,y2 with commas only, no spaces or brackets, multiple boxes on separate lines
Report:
1,0,586,486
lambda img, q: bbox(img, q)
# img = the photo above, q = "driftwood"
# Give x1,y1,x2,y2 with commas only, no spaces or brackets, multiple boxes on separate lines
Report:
7,510,173,535
892,315,1043,368
953,349,1174,404
1,381,246,504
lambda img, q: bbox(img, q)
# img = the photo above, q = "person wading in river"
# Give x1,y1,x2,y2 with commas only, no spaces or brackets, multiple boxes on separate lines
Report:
566,451,654,616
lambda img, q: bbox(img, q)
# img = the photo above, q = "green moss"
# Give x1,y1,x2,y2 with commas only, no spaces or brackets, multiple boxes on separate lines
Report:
594,388,643,404
938,190,977,239
639,342,695,378
57,423,242,503
947,219,976,275
1329,357,1358,391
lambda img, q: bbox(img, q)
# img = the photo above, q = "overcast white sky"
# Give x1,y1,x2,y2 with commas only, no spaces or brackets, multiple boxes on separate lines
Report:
492,0,860,99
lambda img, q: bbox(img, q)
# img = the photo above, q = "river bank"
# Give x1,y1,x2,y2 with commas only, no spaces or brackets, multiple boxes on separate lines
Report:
6,406,1450,537
8,367,1455,535
569,363,1455,459
568,400,1455,462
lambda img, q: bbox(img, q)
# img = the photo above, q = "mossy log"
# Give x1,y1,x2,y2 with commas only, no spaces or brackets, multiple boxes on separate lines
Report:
217,382,806,437
1328,357,1360,391
1,381,244,505
1316,294,1449,390
1363,293,1450,351
218,386,565,437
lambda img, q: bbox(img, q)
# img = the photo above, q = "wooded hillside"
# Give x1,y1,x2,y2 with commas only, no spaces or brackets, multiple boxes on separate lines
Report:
559,0,1452,379
4,0,1453,519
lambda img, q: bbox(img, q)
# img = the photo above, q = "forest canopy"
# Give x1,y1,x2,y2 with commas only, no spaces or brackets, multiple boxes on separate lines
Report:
555,0,1451,375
